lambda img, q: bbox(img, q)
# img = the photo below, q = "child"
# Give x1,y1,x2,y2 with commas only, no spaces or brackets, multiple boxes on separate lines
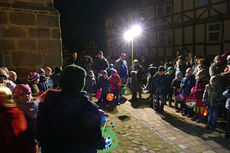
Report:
172,71,183,112
38,68,49,92
109,69,121,104
147,65,157,100
203,76,223,130
28,72,40,96
180,68,196,116
152,66,167,112
223,87,230,139
85,70,96,101
166,67,175,107
0,85,38,153
191,70,209,121
97,70,110,104
108,64,115,77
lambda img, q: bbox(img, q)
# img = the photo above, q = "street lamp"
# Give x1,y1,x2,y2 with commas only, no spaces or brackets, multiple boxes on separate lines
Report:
123,24,142,65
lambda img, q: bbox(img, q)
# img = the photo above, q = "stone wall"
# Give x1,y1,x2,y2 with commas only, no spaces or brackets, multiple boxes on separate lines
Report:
0,0,62,82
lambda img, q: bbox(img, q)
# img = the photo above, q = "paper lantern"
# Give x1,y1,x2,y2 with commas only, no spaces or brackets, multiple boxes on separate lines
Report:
106,93,114,101
98,128,118,153
203,108,208,116
185,96,197,108
121,86,130,96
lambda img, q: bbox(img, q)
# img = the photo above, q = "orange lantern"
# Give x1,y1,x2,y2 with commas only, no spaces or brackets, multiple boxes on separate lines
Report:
106,93,114,102
203,108,208,116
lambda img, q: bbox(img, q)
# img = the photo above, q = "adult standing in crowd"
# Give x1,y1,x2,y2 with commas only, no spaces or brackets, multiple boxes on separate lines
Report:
93,51,109,80
174,56,187,76
82,55,93,71
114,53,128,84
129,59,144,100
69,52,81,66
37,64,105,153
209,55,225,77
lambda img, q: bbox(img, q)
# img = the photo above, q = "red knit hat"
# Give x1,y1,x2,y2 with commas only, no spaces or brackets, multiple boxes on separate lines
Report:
13,84,32,98
28,72,40,82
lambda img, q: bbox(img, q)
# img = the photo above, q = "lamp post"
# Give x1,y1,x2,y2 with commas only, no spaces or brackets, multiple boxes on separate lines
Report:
124,24,142,65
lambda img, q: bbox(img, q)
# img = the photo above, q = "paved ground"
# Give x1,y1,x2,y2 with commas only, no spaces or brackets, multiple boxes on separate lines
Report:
118,94,230,153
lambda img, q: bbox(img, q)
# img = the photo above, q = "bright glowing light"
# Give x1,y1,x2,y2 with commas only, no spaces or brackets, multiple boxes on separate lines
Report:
123,24,142,41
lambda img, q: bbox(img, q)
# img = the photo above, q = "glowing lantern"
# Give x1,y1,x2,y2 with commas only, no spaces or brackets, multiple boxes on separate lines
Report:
203,108,208,116
106,93,114,101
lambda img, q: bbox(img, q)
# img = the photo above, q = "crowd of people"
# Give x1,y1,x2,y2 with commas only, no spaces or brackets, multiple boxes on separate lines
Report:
0,50,230,153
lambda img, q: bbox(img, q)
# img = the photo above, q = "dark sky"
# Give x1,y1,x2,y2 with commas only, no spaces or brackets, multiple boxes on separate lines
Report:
54,0,112,51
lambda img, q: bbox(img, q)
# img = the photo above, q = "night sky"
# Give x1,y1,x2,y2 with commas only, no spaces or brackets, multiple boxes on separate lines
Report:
54,0,112,52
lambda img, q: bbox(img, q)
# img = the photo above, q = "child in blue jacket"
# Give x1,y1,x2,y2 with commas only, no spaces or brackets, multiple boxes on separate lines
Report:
180,68,196,116
152,66,167,112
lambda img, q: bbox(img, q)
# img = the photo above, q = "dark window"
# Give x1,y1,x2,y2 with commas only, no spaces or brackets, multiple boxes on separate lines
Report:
157,4,164,17
165,1,172,15
158,32,166,46
197,0,207,6
207,23,222,42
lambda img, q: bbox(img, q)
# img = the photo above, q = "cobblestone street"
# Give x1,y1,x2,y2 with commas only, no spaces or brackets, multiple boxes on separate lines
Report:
116,94,230,153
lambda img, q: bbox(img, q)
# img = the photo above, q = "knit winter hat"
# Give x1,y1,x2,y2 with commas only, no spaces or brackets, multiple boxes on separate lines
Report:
227,55,230,61
0,68,8,79
158,66,165,72
210,76,219,84
38,68,45,76
98,51,103,56
186,67,193,74
175,71,183,78
13,84,32,98
112,69,117,75
120,53,126,57
60,64,86,92
167,67,173,72
110,64,114,69
133,59,139,63
28,72,40,82
87,70,94,76
102,70,107,75
214,55,221,62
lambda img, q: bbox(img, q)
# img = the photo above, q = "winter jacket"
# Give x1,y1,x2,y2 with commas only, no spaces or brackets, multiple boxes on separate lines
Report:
203,84,223,108
129,65,144,92
38,76,49,92
193,66,209,79
0,105,37,153
97,76,110,94
171,78,181,95
51,74,61,89
180,75,196,96
16,98,39,120
166,73,175,89
151,73,167,95
191,79,209,101
223,88,230,110
174,61,187,76
82,62,92,72
209,63,225,77
37,90,105,153
114,59,128,78
85,76,96,93
92,57,109,74
222,64,230,75
29,83,39,96
109,74,121,90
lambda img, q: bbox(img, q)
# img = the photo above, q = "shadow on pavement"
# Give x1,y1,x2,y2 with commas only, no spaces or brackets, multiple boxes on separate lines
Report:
128,98,151,109
158,110,230,150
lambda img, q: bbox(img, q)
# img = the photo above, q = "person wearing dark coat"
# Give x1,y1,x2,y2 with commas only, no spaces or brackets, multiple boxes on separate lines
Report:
85,70,96,101
209,55,225,77
129,59,144,100
165,67,175,107
37,64,105,153
97,70,110,103
114,53,128,84
51,67,62,89
172,71,183,112
37,68,49,92
151,66,167,112
174,56,187,76
92,51,109,81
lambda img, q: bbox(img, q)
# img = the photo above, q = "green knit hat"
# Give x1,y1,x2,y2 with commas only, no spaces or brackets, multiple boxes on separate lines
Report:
60,64,86,92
